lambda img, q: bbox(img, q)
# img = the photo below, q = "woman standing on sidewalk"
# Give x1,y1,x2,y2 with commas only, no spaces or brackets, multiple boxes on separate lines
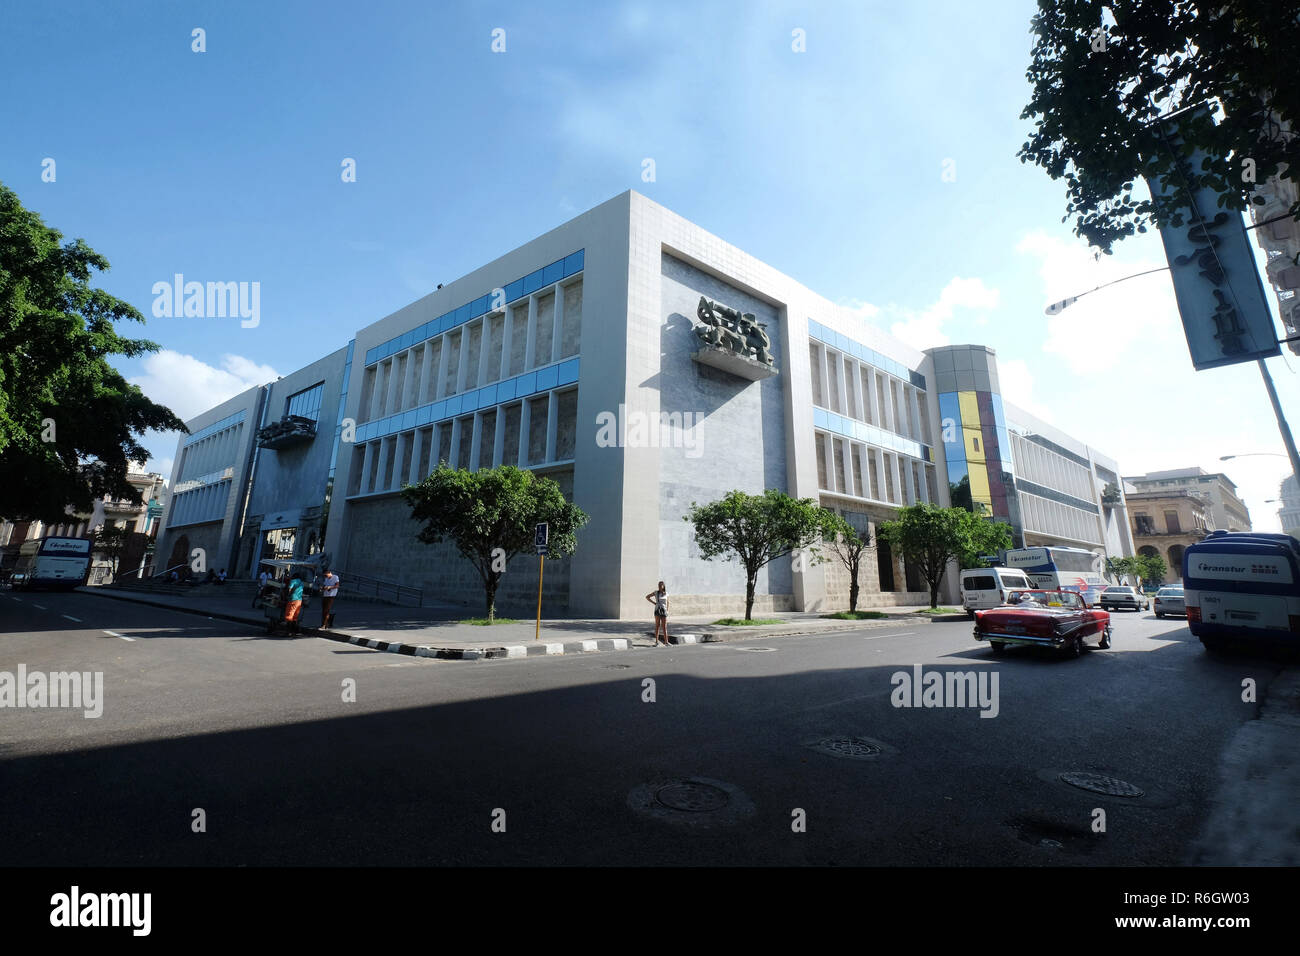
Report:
646,581,669,646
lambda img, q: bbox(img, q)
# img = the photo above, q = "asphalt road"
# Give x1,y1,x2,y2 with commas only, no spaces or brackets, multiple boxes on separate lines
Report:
0,590,1286,866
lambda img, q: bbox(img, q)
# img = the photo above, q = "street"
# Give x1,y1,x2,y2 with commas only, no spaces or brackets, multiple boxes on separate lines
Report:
0,590,1284,866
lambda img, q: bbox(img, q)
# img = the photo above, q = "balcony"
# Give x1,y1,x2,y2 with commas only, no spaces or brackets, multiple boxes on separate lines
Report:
257,415,317,450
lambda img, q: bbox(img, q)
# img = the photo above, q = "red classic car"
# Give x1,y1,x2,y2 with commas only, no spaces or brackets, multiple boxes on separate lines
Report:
973,589,1112,658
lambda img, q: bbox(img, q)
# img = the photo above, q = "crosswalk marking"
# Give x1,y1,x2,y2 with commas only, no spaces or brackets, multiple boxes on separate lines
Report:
103,630,135,642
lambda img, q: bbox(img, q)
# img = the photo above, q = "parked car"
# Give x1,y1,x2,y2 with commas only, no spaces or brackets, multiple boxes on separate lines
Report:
973,589,1112,658
1099,585,1149,612
959,567,1034,619
1153,586,1186,618
7,570,28,589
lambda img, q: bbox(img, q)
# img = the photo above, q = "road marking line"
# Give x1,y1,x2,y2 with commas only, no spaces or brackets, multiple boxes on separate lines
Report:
33,603,47,610
63,614,81,622
103,630,135,642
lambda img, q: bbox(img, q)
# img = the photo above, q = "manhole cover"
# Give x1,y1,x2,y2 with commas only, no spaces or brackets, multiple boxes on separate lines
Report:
811,736,883,759
1059,772,1145,797
655,781,730,812
731,647,776,653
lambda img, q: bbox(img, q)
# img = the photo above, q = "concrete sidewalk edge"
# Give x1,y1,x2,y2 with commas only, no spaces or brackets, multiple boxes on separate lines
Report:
79,586,924,660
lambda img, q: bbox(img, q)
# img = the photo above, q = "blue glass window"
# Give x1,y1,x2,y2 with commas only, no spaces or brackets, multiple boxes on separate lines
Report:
522,270,544,295
563,250,584,275
516,371,536,395
557,358,580,385
543,261,564,285
286,383,325,422
504,279,525,302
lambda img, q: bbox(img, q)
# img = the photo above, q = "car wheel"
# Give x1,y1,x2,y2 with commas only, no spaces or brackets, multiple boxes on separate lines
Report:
1201,636,1228,655
989,641,1005,655
1155,612,1163,619
1067,634,1083,658
1099,623,1112,649
967,609,975,620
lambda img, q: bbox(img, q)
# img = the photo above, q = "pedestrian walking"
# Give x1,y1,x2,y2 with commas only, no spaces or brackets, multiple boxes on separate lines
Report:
646,581,669,646
284,572,305,635
253,567,271,608
319,566,339,629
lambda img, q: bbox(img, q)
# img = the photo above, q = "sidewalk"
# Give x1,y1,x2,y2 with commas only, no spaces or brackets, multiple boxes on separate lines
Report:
80,586,959,660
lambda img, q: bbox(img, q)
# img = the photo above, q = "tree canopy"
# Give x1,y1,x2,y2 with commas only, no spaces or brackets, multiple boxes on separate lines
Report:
401,464,589,621
1019,0,1299,253
878,504,1013,609
684,488,828,620
0,183,185,520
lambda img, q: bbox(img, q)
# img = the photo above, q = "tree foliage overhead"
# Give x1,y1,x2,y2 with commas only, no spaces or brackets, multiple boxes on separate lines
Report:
401,464,589,621
0,182,186,521
1019,0,1300,253
684,488,829,620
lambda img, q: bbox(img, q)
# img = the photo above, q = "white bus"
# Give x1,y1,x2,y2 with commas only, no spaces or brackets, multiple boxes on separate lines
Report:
12,536,93,591
1001,546,1106,606
1184,531,1300,652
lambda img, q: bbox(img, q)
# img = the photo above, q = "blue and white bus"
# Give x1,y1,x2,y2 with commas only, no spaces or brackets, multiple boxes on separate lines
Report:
1002,546,1106,605
12,536,93,591
1184,531,1300,651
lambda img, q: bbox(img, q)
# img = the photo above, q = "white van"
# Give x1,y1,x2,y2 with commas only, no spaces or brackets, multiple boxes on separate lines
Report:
960,567,1034,618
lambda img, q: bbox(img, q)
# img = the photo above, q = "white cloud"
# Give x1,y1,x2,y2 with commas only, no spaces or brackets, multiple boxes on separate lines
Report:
996,357,1054,424
1017,230,1180,373
130,351,278,422
885,276,1001,351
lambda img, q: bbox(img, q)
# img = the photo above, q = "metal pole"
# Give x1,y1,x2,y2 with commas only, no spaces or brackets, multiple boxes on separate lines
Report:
1257,358,1300,492
535,555,544,641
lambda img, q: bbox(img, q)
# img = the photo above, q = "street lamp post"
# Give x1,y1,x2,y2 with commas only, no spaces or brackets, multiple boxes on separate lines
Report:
1047,275,1300,494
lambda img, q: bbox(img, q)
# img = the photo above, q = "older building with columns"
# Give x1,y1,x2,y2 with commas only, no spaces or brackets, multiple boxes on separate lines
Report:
153,191,1131,616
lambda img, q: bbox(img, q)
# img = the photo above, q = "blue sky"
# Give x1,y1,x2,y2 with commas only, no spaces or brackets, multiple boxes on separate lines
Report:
2,0,1296,530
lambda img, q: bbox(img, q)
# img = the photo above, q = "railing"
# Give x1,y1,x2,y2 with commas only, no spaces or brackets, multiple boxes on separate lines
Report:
332,568,423,606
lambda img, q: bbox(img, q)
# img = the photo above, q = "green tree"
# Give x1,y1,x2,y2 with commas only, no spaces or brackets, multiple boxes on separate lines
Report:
401,464,589,621
1019,0,1299,253
684,489,828,621
0,183,186,520
820,510,873,613
94,524,131,580
1137,552,1168,587
878,504,1011,609
959,514,1014,570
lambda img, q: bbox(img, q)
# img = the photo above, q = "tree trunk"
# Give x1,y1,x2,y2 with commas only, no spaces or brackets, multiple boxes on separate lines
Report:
849,577,859,613
485,578,498,622
929,580,939,610
745,574,757,621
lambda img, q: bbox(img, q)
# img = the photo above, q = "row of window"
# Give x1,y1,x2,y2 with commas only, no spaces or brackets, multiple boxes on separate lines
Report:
184,410,246,447
347,388,579,497
1019,490,1102,546
809,341,933,447
353,358,580,446
807,320,926,389
814,429,939,507
358,278,583,425
364,250,585,366
1009,431,1095,504
286,382,325,422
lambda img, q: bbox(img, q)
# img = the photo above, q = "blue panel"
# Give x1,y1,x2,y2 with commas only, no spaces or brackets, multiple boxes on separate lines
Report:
516,371,536,395
402,410,417,430
455,303,471,324
813,407,828,429
478,388,495,410
417,405,432,426
563,250,584,275
535,364,558,391
469,295,485,317
557,358,580,385
522,269,543,295
365,348,376,365
542,261,564,285
444,395,460,417
505,279,525,302
496,378,516,401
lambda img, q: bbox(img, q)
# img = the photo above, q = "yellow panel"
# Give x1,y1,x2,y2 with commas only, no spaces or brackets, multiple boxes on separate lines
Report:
963,427,986,463
968,463,991,502
958,391,981,426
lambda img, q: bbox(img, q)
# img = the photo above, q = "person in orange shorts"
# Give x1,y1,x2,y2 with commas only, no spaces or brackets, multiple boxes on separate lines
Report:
283,572,305,635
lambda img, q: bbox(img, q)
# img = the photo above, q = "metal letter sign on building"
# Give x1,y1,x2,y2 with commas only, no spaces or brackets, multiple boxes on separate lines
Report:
1146,108,1280,371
